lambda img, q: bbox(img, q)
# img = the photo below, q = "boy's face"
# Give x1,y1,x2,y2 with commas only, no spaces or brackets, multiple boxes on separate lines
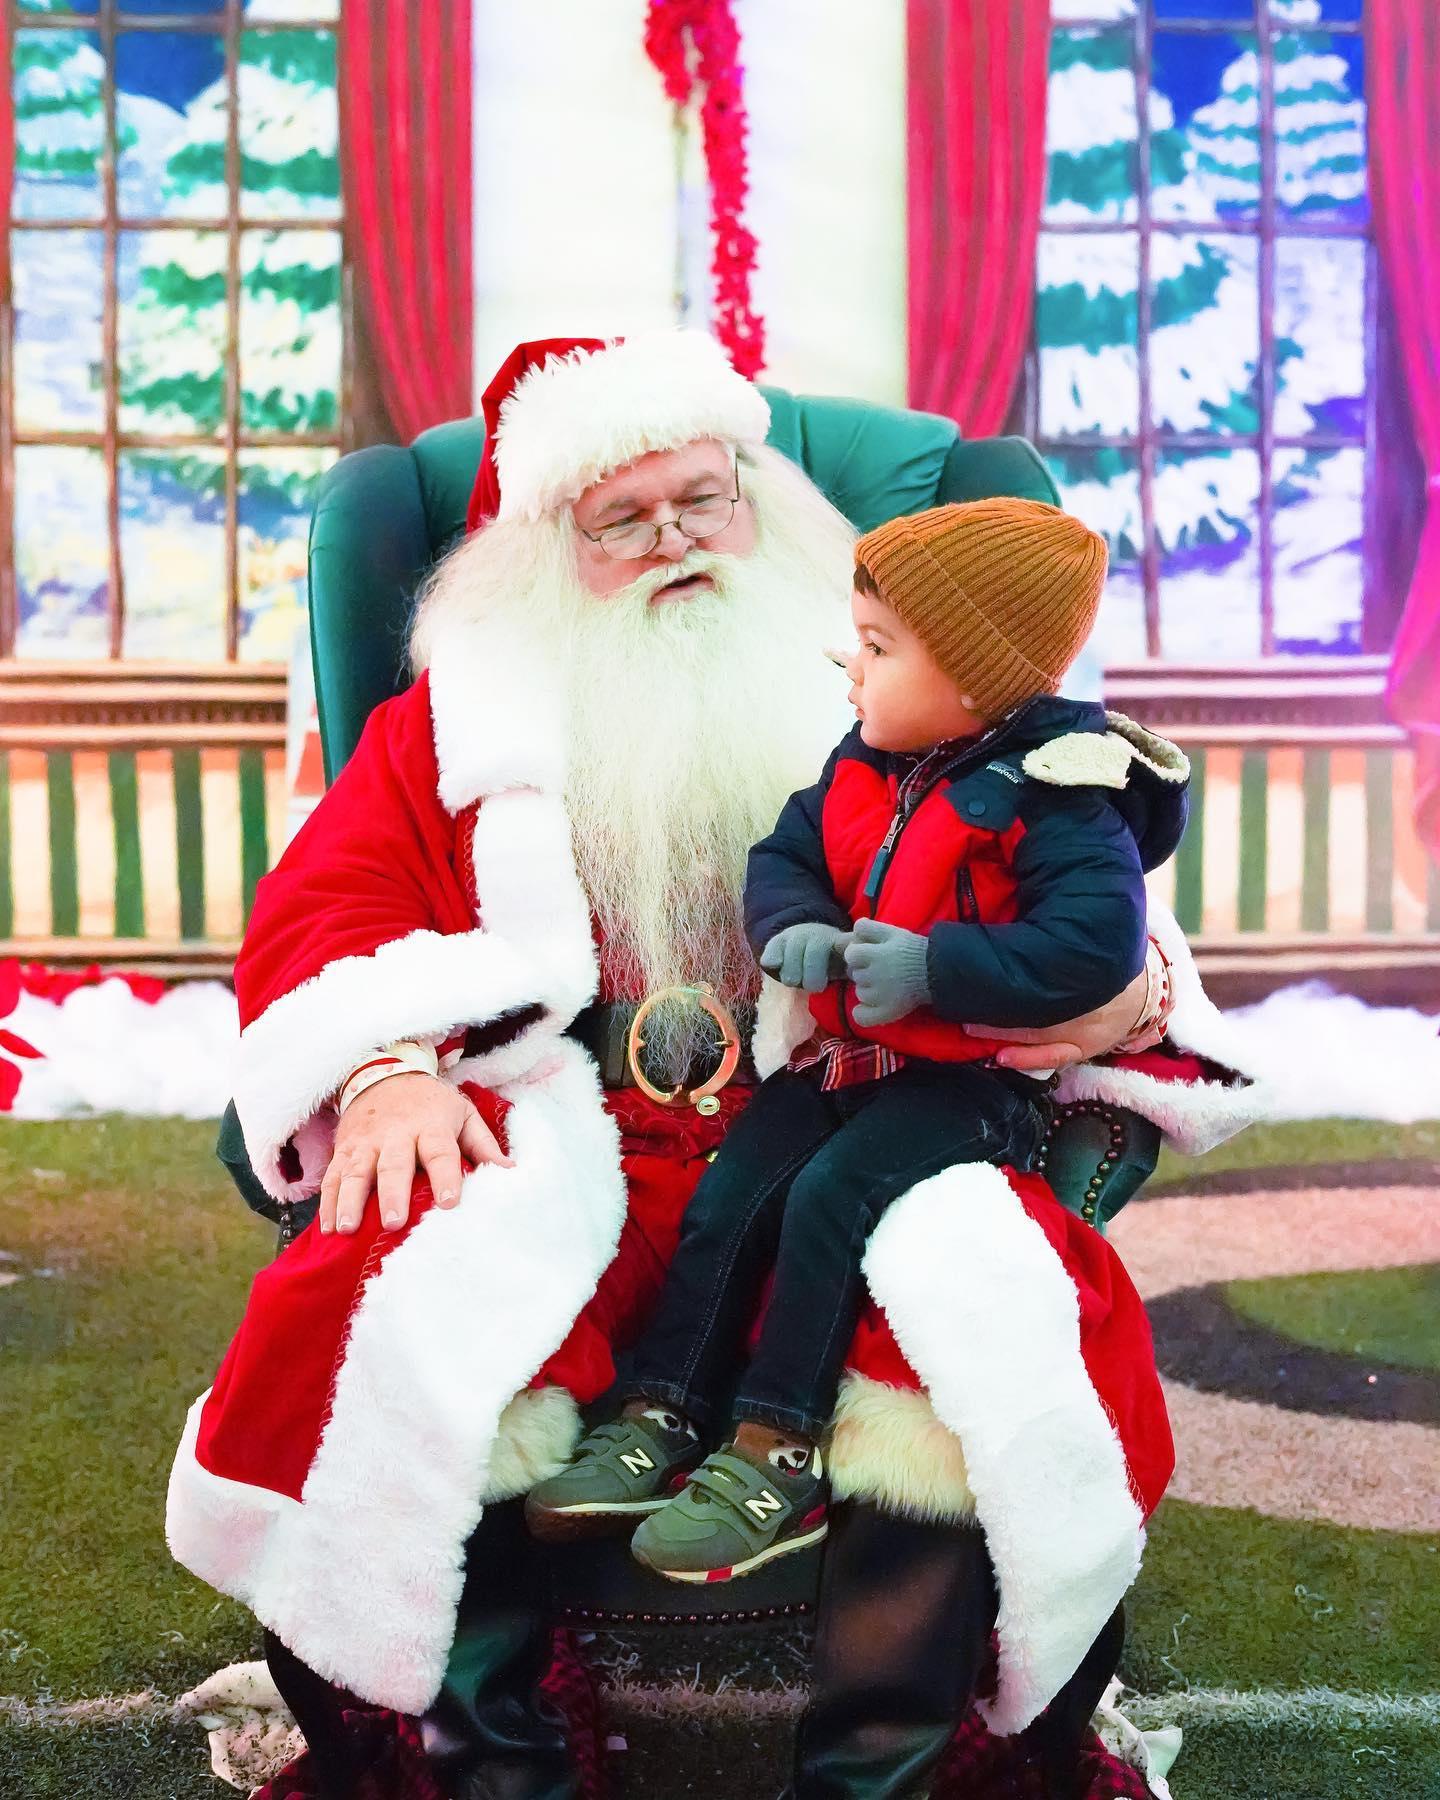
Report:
843,583,989,753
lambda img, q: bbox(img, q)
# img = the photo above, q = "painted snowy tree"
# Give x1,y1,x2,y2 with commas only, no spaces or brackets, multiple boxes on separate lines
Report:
1038,1,1367,658
10,21,118,206
114,24,342,658
119,29,341,461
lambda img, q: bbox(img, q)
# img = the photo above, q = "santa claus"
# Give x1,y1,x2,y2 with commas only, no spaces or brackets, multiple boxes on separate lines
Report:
167,330,1262,1800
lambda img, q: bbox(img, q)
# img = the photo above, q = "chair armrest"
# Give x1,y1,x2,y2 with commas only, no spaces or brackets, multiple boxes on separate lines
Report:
1036,1102,1162,1233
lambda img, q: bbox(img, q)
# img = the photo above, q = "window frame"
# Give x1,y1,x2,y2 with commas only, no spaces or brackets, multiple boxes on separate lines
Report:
0,0,352,663
1029,2,1373,663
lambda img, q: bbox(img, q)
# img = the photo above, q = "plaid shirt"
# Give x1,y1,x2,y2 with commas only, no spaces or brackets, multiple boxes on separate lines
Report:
789,1032,906,1091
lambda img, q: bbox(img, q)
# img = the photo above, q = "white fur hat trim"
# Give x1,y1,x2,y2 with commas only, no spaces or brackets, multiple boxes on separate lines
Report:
494,328,771,522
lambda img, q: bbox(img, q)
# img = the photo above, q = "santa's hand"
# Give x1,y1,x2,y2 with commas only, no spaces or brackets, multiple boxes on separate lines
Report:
320,1072,513,1236
844,918,931,1027
759,922,852,993
978,963,1151,1072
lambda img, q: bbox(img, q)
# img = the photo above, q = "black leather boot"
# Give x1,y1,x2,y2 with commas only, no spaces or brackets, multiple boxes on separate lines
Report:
789,1501,998,1800
423,1498,578,1800
263,1627,373,1800
1033,1603,1126,1800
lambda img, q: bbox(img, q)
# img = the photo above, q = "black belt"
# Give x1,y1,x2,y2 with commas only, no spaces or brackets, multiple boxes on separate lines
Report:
569,997,757,1094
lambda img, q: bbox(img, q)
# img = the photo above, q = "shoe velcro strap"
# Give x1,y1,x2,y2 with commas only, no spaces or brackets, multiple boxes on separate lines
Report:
686,1453,796,1534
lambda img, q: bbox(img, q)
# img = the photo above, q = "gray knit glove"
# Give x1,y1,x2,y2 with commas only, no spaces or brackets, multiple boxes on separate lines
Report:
844,919,932,1026
759,922,853,993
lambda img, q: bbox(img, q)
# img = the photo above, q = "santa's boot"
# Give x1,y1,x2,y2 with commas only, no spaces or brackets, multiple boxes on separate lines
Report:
789,1501,997,1800
423,1498,577,1800
263,1628,376,1800
1033,1604,1126,1800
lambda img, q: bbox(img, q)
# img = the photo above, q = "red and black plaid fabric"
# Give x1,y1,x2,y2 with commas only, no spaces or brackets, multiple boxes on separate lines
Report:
788,1032,906,1090
934,1713,1152,1800
251,1632,606,1800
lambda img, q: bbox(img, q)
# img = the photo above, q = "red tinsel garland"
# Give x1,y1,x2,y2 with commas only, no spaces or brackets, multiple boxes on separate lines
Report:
644,0,766,378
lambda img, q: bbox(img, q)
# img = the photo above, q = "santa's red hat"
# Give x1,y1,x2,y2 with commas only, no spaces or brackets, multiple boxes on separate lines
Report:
466,329,771,532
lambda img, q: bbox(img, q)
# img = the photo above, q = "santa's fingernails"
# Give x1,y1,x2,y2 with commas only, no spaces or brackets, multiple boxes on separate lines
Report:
439,1190,457,1207
382,1211,401,1229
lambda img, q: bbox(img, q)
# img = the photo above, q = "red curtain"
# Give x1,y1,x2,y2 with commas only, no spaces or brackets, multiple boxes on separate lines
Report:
1369,0,1440,858
340,0,474,441
906,0,1052,437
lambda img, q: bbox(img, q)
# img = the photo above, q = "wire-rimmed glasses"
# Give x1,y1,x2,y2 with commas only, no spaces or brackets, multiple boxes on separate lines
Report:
579,469,743,560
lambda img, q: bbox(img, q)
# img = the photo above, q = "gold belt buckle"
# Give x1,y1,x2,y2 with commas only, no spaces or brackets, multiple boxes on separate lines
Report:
625,983,742,1112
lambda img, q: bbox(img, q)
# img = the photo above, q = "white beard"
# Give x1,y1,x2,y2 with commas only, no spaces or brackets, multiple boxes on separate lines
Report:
412,446,856,1078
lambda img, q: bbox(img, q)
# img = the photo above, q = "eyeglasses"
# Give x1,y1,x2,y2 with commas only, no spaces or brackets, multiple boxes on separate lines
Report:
579,468,743,561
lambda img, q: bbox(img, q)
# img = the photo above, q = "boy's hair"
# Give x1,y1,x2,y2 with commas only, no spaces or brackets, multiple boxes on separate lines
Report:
853,562,880,599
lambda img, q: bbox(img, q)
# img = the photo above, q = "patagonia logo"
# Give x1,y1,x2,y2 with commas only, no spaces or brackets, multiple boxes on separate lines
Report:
985,762,1024,784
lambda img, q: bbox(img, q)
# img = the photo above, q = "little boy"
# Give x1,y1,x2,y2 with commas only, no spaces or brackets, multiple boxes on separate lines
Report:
526,497,1188,1582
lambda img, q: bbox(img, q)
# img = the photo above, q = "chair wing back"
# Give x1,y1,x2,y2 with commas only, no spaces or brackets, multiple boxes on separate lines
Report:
307,388,1059,782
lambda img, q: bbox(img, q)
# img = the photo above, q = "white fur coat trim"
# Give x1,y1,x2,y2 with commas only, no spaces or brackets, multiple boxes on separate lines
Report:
1056,899,1268,1155
235,783,598,1204
861,1162,1144,1737
1022,714,1189,790
493,329,771,524
828,1373,978,1523
427,615,568,811
169,1043,623,1714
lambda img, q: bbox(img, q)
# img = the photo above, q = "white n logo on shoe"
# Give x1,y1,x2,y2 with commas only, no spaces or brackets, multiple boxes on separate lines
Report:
744,1489,783,1523
619,1448,655,1477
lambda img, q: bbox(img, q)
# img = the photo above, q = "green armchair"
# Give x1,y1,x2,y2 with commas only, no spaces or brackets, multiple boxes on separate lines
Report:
218,386,1160,1623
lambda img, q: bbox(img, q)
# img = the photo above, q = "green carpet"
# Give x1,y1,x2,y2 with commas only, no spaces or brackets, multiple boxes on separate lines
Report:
0,1117,265,1702
1,1114,1437,1800
1224,1265,1440,1374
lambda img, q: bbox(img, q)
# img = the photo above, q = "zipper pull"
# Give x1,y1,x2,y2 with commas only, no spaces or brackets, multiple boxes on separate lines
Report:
863,811,903,903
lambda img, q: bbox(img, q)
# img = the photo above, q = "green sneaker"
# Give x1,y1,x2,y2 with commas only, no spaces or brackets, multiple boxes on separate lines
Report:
524,1411,703,1542
629,1443,828,1583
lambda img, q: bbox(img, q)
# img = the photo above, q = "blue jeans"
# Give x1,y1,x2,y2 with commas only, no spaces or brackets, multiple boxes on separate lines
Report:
624,1059,1050,1441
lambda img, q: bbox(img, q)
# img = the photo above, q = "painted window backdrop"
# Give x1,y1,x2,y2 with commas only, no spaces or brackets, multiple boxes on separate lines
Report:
3,0,344,663
1038,0,1369,663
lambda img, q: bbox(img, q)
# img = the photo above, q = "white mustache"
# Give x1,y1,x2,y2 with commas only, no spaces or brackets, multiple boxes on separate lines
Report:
606,549,734,609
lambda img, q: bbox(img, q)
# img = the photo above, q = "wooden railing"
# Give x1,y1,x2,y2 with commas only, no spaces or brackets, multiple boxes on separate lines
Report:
1109,658,1440,986
0,663,288,978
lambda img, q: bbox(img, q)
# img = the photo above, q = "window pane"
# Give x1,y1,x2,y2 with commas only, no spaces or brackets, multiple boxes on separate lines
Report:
1045,30,1136,226
13,447,110,659
1046,448,1146,664
1051,0,1134,15
239,30,340,221
120,450,227,661
1156,0,1254,18
1273,446,1363,654
1156,447,1261,658
116,29,225,221
119,230,229,436
1151,234,1258,435
239,230,342,434
1274,31,1366,224
1270,0,1361,20
1274,237,1364,438
1152,32,1259,223
11,26,105,220
246,0,340,16
11,229,103,431
238,448,337,662
1037,233,1139,438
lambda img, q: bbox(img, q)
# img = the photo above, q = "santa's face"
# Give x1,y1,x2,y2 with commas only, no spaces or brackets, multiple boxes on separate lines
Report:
570,441,757,600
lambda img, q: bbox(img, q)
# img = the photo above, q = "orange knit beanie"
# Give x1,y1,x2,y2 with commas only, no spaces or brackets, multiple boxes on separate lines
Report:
855,498,1108,721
